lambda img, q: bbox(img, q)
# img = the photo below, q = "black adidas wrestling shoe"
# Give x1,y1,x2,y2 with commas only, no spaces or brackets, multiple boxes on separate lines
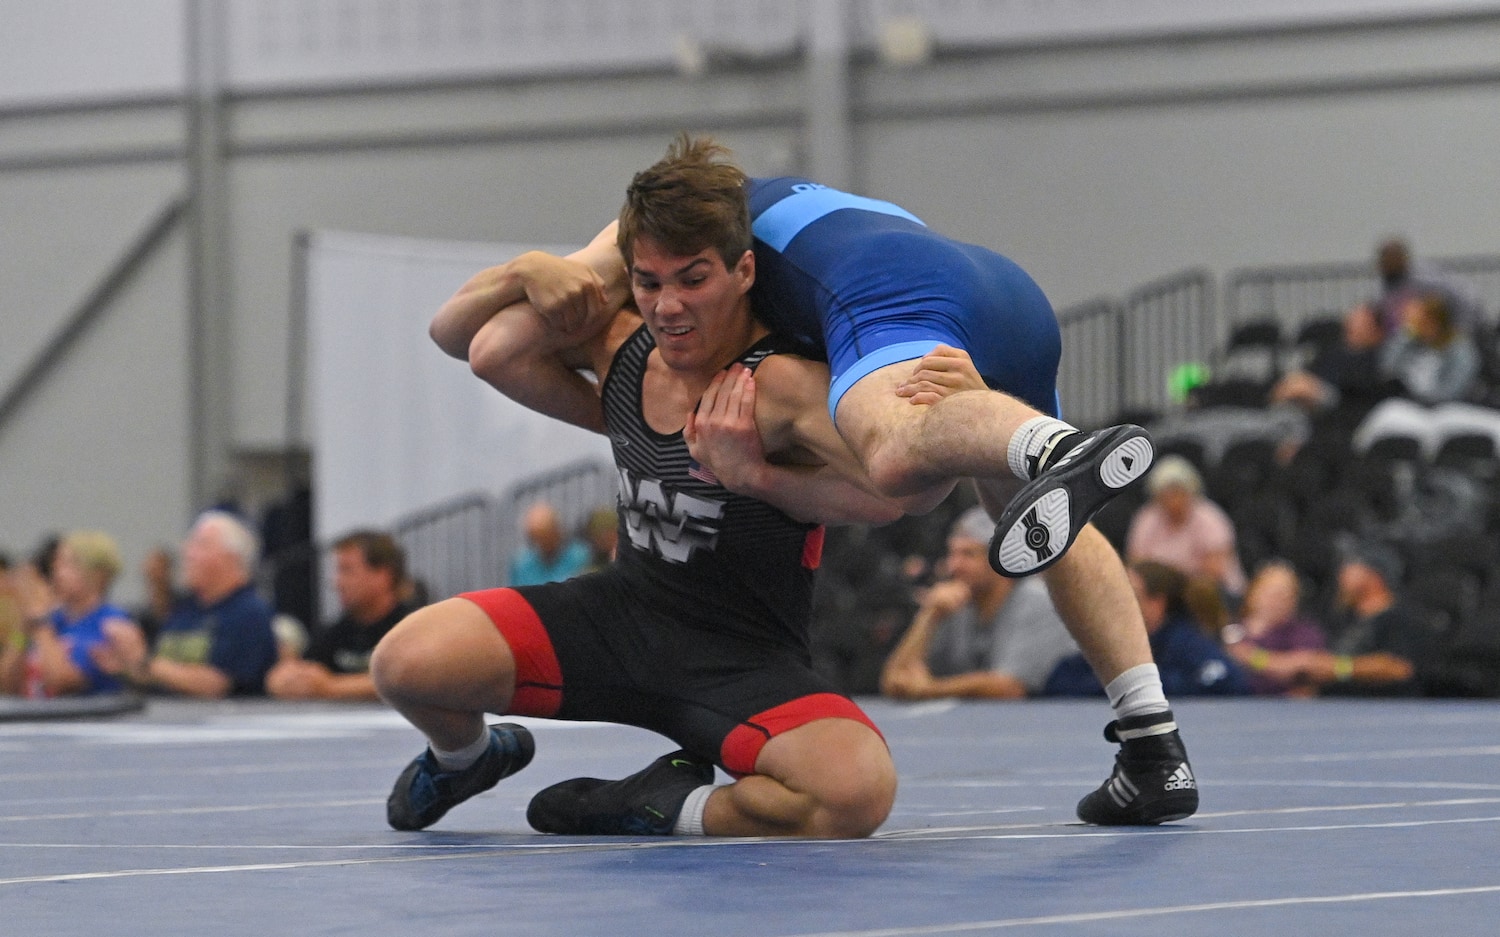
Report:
527,750,716,836
990,424,1154,577
1076,710,1198,826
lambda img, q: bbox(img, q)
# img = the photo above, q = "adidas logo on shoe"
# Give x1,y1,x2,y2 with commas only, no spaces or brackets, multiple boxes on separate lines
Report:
1077,712,1199,825
1163,763,1196,792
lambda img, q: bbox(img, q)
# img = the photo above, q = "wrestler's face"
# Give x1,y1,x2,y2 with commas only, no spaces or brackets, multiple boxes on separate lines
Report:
629,236,755,372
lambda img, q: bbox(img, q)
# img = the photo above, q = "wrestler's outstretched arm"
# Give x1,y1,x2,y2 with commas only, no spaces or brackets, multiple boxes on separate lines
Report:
430,222,628,361
465,303,612,435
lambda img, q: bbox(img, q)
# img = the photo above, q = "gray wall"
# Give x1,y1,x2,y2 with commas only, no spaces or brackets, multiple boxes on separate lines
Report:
4,6,1500,603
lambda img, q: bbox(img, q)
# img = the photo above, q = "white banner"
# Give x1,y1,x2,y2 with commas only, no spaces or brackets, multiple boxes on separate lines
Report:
306,229,612,543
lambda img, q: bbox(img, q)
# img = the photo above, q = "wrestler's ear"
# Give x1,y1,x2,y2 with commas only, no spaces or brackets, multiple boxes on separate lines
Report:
731,249,755,292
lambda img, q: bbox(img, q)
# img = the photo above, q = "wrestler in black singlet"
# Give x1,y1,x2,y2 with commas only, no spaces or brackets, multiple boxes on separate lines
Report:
473,325,877,775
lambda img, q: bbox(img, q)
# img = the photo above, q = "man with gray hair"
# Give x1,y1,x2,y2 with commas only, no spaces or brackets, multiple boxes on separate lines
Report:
97,511,278,697
881,507,1079,701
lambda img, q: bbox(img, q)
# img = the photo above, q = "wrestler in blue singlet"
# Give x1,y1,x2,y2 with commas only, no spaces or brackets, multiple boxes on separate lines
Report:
746,177,1062,421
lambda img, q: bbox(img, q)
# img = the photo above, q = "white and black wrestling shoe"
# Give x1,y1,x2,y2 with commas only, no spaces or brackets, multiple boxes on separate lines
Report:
1076,710,1198,826
989,424,1154,577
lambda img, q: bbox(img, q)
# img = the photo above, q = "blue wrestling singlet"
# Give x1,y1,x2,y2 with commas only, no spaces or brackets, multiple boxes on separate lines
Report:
746,176,1062,419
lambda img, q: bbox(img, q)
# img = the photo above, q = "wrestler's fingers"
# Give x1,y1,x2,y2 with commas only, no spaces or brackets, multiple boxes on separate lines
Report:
697,369,732,417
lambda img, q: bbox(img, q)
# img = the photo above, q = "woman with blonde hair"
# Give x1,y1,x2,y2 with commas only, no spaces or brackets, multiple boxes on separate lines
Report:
1,530,144,697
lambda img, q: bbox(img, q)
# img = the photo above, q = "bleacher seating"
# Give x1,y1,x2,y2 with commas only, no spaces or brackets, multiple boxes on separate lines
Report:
1139,324,1500,696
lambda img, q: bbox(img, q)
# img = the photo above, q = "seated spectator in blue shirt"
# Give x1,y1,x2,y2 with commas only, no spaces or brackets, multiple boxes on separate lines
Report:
95,511,277,698
0,530,145,697
1045,560,1251,698
508,501,590,586
267,530,416,701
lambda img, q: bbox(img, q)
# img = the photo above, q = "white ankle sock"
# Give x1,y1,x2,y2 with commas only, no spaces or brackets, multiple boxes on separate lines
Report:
671,784,716,836
1104,664,1170,722
1007,416,1078,480
430,727,491,771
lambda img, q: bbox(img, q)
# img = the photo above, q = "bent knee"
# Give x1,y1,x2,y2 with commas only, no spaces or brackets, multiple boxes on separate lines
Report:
370,598,506,700
368,608,434,698
808,738,898,838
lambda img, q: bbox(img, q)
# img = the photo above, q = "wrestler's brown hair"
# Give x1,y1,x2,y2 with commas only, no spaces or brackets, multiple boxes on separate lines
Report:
617,133,751,270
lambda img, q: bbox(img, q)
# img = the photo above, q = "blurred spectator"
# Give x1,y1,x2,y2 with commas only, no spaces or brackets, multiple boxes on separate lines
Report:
267,530,414,701
0,531,145,698
879,507,1077,701
1126,455,1247,600
1270,302,1397,422
509,501,590,586
272,613,310,663
0,554,19,691
1275,538,1432,697
809,525,920,695
1221,561,1329,696
29,534,61,585
1381,292,1480,405
95,510,278,698
1044,560,1250,697
1374,238,1483,335
132,546,184,646
582,505,619,573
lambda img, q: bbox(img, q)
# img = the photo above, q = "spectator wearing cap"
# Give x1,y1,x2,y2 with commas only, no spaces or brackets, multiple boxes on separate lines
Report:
1125,455,1247,601
880,507,1078,700
1263,538,1430,696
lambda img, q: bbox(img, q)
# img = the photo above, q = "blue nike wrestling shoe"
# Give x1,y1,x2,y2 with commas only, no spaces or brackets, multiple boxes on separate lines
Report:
527,750,716,836
990,424,1154,577
387,723,535,831
1076,711,1198,826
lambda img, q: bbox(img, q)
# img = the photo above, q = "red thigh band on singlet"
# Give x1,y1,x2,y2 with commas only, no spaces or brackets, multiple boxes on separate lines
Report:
459,588,563,717
719,693,884,778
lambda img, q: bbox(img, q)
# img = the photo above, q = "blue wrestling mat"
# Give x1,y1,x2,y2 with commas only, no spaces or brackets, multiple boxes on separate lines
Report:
2,697,1497,936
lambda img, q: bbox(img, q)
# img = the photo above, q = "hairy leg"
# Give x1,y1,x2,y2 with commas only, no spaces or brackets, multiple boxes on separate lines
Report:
703,718,896,838
973,476,1153,687
1041,524,1153,686
370,598,519,751
834,361,1043,498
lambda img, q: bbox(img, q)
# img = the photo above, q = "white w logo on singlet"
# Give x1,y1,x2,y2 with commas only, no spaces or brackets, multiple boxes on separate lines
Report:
617,467,724,563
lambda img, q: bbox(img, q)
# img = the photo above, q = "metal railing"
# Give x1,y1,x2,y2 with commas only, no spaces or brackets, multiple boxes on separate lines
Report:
1121,268,1217,418
498,459,618,578
392,493,500,603
1055,269,1214,428
1056,297,1124,430
1225,254,1500,335
260,458,617,624
1058,255,1500,428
